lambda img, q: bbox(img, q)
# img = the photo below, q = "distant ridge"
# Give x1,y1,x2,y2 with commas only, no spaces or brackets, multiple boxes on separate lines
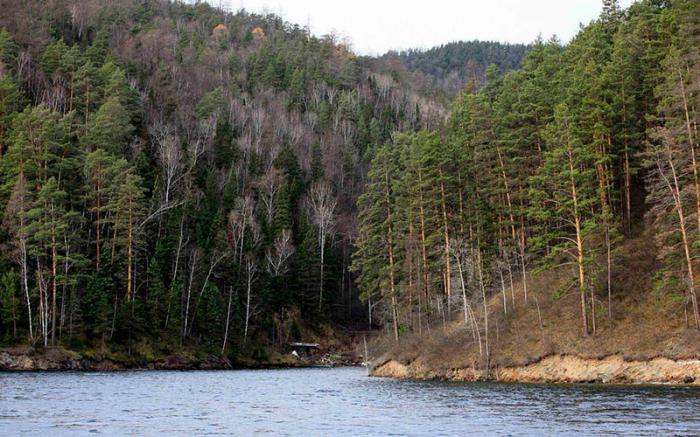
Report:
380,40,530,97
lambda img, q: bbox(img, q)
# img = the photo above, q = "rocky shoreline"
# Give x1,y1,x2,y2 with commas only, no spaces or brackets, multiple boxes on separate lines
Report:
0,348,359,372
371,354,700,385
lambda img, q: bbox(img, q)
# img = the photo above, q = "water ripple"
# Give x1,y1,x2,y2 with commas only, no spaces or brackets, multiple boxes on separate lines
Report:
1,368,700,436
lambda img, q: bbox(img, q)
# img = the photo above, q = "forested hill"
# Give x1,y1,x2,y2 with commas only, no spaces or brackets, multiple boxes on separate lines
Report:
2,0,698,371
0,0,446,359
354,0,700,353
379,41,530,98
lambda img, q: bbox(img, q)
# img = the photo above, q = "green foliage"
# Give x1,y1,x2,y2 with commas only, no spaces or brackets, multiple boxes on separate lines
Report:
195,88,225,120
82,96,134,154
0,0,690,355
0,29,18,73
0,271,18,337
384,40,530,97
0,76,26,150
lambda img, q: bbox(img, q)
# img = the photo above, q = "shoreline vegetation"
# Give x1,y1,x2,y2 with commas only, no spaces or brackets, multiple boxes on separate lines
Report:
1,0,700,390
352,0,700,387
365,236,700,385
0,344,362,371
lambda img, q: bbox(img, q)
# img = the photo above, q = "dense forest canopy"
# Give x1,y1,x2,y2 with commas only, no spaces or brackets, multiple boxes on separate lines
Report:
380,41,530,98
353,0,700,351
0,0,451,358
0,0,698,366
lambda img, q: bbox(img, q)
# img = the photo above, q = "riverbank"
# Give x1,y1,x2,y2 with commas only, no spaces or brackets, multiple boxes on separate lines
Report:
0,345,361,371
372,354,700,384
368,234,700,385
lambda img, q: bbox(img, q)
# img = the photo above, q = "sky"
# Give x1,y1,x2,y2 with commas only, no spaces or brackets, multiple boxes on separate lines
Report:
220,0,636,55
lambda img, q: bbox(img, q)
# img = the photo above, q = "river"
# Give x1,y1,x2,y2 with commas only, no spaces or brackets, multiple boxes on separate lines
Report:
1,367,700,435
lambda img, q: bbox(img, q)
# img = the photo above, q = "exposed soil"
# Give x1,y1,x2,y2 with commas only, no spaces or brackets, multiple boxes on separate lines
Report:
372,355,700,384
368,232,700,384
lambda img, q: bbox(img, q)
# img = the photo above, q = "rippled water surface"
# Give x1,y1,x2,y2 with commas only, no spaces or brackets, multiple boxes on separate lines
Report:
2,367,700,435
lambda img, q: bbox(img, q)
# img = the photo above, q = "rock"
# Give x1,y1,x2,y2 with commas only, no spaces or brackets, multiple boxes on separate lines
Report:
0,351,35,370
370,354,700,385
372,360,409,378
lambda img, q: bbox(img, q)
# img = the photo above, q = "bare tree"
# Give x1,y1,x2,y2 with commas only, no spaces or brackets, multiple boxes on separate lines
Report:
256,168,283,226
186,248,227,337
645,128,700,329
228,196,255,265
266,230,294,276
222,286,235,354
243,223,262,343
181,247,199,343
306,181,337,311
151,122,182,208
451,237,482,356
3,176,33,341
243,254,258,344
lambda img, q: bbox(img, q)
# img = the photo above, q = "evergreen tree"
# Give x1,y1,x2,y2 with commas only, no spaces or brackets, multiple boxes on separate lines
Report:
82,96,134,154
530,104,600,336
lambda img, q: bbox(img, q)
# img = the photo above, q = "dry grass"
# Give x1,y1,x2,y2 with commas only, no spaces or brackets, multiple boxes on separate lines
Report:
371,231,700,372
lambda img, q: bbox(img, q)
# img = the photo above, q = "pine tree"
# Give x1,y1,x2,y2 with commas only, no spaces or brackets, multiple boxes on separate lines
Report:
0,271,18,339
0,77,27,155
23,177,73,346
353,143,401,341
82,96,134,155
108,164,146,302
530,104,601,336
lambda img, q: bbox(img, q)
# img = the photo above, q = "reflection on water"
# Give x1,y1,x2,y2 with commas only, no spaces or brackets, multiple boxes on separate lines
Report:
1,367,700,436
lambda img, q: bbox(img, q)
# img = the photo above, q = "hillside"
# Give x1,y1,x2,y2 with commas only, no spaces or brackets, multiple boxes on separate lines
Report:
1,0,700,380
353,0,700,383
0,0,544,366
379,41,530,98
0,0,446,362
369,231,700,383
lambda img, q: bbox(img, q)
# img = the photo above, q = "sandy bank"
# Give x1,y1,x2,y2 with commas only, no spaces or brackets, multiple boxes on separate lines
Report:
371,354,700,384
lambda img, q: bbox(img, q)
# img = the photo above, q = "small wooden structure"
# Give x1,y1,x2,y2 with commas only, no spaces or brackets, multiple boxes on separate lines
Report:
289,342,319,356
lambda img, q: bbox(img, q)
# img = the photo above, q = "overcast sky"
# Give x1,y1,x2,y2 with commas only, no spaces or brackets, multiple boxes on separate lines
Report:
220,0,635,55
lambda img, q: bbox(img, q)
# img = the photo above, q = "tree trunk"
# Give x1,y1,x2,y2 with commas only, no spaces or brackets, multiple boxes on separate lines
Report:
385,171,399,343
60,234,70,340
498,268,507,316
222,287,233,354
319,233,325,312
417,169,431,317
189,253,226,336
51,231,57,346
660,145,700,329
182,250,197,343
20,237,32,342
678,65,700,235
476,249,489,366
439,173,452,315
519,230,528,304
95,176,101,272
606,224,612,326
165,214,186,329
568,146,589,337
244,264,252,343
126,203,133,301
621,85,632,233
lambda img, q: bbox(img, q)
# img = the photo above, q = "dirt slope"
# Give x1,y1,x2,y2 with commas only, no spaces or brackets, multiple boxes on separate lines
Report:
369,233,700,384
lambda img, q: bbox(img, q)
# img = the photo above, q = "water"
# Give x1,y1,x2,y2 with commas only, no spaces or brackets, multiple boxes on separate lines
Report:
2,367,700,436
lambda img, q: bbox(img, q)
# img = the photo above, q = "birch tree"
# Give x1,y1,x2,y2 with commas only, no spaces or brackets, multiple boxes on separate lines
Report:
306,181,337,311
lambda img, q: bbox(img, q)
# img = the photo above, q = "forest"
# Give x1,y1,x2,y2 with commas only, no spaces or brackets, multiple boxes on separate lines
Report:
0,0,698,367
380,41,530,98
0,0,454,360
354,0,700,356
